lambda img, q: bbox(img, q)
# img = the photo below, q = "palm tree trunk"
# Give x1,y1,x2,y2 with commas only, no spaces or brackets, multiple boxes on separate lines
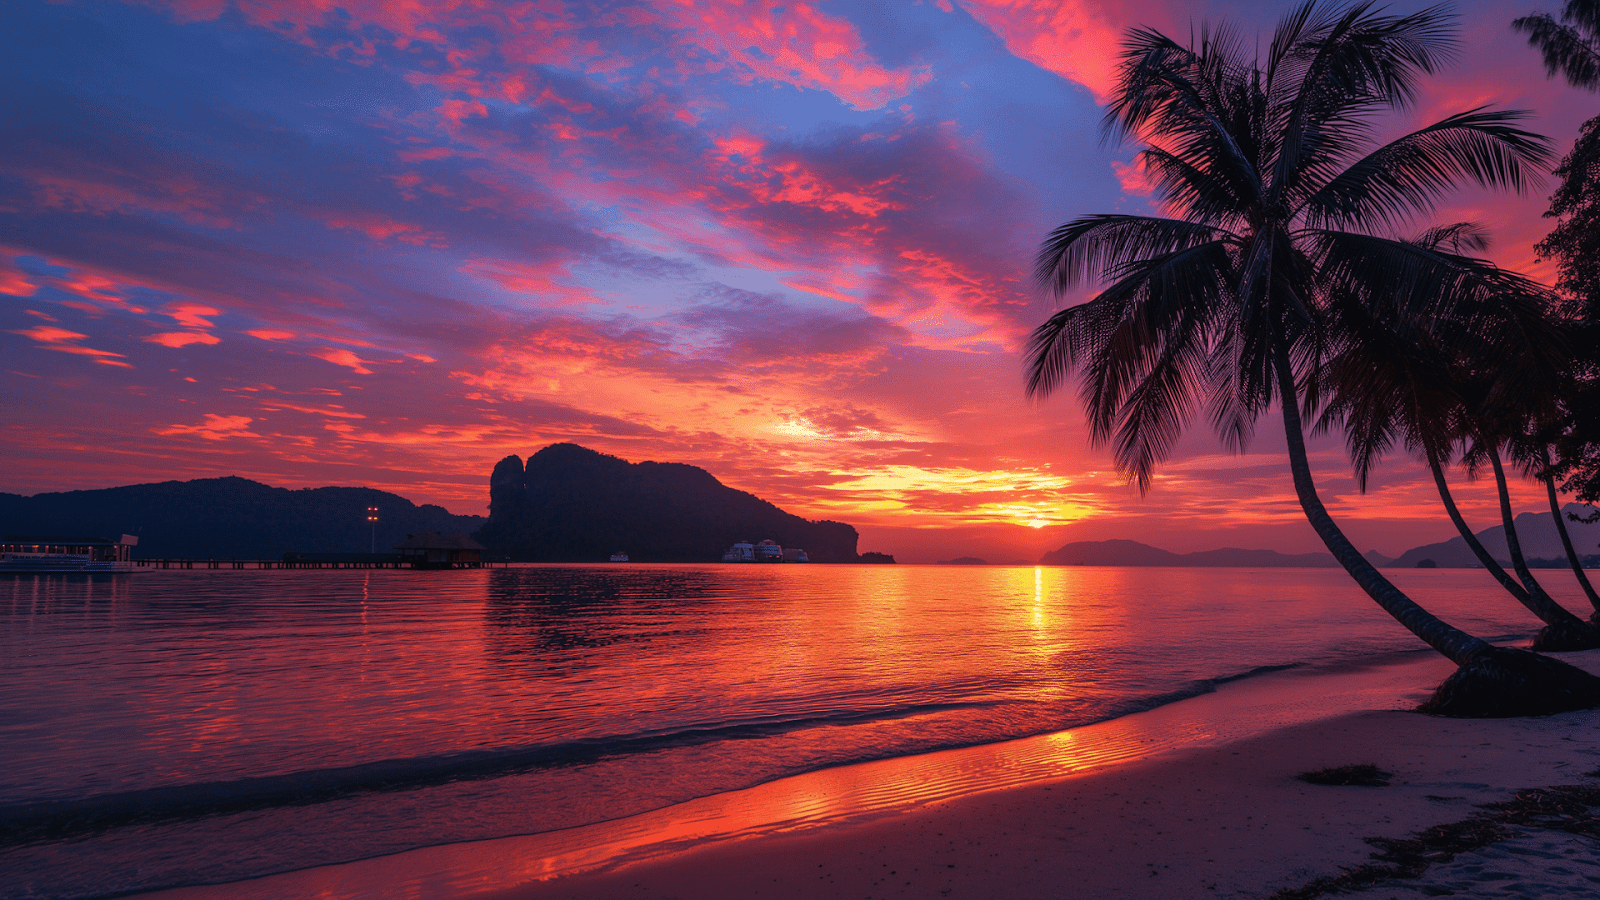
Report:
1541,448,1600,614
1485,443,1588,628
1425,445,1537,609
1273,346,1488,666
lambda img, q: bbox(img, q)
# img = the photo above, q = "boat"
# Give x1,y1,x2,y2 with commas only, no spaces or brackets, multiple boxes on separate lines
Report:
0,535,139,573
609,551,629,562
721,540,796,562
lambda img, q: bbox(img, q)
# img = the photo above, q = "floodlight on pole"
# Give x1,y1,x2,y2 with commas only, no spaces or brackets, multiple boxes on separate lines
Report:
366,506,379,554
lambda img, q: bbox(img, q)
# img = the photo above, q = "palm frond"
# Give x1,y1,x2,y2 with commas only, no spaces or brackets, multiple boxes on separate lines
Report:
1033,215,1230,297
1268,2,1459,203
1513,10,1600,89
1298,108,1553,229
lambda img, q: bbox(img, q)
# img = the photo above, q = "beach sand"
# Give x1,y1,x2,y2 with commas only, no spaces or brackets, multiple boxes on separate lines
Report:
144,650,1600,900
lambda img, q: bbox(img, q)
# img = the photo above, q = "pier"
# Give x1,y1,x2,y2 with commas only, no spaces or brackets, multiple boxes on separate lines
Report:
131,558,503,570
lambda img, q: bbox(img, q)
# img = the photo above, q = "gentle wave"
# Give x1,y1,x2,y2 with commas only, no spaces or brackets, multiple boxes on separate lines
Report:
0,663,1308,846
0,699,998,844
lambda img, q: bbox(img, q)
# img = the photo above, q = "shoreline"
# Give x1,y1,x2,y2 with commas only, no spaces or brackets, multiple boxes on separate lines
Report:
134,648,1600,900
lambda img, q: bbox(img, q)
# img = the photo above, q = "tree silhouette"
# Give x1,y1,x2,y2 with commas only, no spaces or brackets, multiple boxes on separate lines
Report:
1515,0,1600,595
1311,224,1599,648
1029,0,1600,714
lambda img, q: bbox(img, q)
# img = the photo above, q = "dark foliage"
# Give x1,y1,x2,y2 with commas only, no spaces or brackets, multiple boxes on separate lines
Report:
1514,1,1600,91
1517,3,1600,508
1536,119,1600,320
0,477,480,559
475,444,863,563
1296,764,1392,786
1547,324,1600,504
1418,646,1600,716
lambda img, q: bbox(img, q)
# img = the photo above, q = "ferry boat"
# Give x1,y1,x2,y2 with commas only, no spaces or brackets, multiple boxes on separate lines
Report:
0,535,139,574
720,540,805,562
609,551,629,562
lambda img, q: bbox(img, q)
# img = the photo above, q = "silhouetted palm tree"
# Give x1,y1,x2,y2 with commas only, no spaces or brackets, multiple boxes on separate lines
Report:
1515,0,1600,88
1538,446,1600,617
1311,225,1599,648
1029,1,1600,713
1516,2,1600,616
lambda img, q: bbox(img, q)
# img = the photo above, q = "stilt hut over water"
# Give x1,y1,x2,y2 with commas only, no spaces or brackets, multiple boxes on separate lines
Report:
394,532,485,569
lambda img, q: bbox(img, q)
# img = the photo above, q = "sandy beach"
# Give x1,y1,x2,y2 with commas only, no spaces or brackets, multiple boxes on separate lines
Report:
138,648,1600,900
499,676,1600,900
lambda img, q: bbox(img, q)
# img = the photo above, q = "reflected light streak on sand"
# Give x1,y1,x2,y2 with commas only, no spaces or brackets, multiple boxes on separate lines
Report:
142,652,1457,900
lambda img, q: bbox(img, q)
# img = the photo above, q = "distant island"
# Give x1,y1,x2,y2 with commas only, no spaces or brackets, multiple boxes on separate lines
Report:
1039,539,1341,568
938,557,989,565
0,477,480,560
1369,506,1600,568
478,444,870,563
1040,510,1600,568
0,445,888,564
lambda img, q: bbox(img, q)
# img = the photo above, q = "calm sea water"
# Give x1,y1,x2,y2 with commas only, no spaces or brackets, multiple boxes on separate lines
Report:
0,564,1579,899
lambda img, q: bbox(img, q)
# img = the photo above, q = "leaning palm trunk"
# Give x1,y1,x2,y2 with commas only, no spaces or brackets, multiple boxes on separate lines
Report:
1425,447,1537,608
1540,449,1600,617
1484,445,1600,649
1276,351,1488,665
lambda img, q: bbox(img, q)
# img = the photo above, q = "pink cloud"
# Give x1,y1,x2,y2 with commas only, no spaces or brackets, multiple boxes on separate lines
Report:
658,0,932,110
1111,157,1158,198
145,331,223,348
312,347,375,375
154,413,255,440
10,325,132,366
246,329,296,341
151,0,926,113
954,0,1138,103
162,303,221,329
323,214,445,246
258,401,367,419
0,261,36,297
461,257,607,307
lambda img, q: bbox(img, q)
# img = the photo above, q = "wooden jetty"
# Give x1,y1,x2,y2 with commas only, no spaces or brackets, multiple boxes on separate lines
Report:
132,556,506,570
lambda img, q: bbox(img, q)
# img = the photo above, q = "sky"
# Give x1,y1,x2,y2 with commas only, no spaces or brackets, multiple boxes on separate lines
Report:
2,0,1595,564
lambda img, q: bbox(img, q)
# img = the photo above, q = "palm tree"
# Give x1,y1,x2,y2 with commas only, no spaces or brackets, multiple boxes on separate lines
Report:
1516,1,1600,608
1514,0,1600,89
1479,438,1599,641
1538,446,1600,617
1029,0,1600,715
1309,230,1600,649
1453,326,1600,630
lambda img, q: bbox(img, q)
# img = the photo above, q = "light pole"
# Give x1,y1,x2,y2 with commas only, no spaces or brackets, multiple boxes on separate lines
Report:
366,506,379,554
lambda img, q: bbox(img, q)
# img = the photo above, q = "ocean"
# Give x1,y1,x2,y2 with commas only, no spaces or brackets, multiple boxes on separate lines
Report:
0,564,1578,899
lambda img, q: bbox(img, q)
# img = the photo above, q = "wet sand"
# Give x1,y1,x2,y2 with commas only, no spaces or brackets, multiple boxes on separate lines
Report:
142,650,1600,900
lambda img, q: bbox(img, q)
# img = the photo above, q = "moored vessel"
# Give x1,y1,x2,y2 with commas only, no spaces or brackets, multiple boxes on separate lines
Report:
0,535,140,573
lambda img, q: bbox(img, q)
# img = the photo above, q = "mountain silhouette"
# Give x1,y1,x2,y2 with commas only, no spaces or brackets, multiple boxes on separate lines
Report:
1039,539,1338,567
1388,505,1600,568
0,477,481,559
475,443,861,562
